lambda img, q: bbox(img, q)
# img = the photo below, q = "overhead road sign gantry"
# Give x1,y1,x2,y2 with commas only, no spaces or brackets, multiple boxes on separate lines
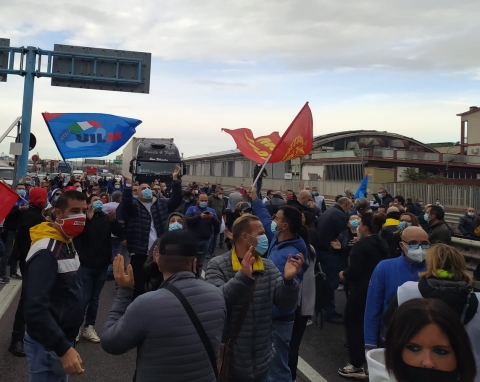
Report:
0,40,151,180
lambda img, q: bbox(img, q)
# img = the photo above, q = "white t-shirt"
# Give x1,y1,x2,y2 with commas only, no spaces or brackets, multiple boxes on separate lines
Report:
141,201,158,251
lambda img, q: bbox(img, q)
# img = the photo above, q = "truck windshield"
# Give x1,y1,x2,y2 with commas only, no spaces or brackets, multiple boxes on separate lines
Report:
137,161,179,175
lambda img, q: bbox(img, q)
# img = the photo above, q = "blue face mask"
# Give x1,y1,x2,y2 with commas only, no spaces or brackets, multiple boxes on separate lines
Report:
169,222,183,231
424,213,430,222
398,221,412,230
418,202,423,206
377,193,383,199
184,198,190,203
133,195,138,199
93,200,104,210
304,201,311,208
345,210,352,217
17,189,26,198
199,201,208,208
53,195,59,202
312,191,318,196
25,180,31,185
343,193,347,197
253,234,269,255
270,221,281,236
349,219,359,228
142,188,153,199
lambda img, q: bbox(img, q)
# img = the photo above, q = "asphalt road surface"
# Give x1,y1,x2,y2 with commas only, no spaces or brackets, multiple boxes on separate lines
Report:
0,247,350,382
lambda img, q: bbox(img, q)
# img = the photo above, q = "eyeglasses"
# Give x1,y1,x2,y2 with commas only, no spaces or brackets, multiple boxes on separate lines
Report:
402,241,430,250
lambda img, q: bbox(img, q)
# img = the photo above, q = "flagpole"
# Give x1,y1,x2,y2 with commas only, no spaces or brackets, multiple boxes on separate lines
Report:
252,154,272,188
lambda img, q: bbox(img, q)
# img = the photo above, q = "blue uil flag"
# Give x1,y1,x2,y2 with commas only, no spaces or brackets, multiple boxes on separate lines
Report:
42,112,141,159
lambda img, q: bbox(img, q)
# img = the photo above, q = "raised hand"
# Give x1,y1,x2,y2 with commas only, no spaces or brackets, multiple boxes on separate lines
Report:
173,166,181,180
284,253,305,280
113,255,134,289
241,246,256,278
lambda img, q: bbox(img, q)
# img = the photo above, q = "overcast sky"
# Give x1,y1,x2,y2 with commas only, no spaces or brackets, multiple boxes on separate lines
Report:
1,0,479,160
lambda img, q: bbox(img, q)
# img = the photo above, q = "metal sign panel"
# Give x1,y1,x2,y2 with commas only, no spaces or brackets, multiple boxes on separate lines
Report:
84,159,106,165
0,38,10,82
51,44,151,93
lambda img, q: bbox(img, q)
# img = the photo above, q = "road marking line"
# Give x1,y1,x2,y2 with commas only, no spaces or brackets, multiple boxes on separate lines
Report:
298,356,328,382
0,280,22,320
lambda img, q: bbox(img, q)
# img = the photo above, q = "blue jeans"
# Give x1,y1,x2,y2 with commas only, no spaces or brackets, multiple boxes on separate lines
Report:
268,320,295,382
319,251,342,316
196,240,210,278
79,265,107,327
257,179,263,199
24,332,73,382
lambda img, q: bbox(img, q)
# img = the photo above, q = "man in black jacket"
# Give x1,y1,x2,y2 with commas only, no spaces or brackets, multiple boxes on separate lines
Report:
185,193,220,276
121,167,182,299
74,195,123,344
373,188,394,206
23,191,87,380
458,207,479,238
265,191,287,216
405,197,422,216
253,163,268,199
316,197,352,323
8,187,47,357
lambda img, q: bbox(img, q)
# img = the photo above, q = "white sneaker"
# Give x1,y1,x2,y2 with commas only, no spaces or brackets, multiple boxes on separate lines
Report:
337,284,345,291
82,325,100,343
306,319,313,326
75,327,81,343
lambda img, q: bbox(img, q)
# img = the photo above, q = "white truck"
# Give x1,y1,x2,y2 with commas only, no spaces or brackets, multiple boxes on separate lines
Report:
122,137,185,186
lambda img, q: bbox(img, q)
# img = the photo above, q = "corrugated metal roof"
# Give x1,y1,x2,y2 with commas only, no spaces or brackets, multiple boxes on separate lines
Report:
184,129,437,161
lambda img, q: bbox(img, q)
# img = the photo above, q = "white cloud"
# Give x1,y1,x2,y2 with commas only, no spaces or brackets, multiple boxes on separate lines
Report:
1,0,480,72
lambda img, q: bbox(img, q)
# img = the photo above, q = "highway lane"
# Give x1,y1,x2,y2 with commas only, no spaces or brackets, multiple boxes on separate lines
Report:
0,249,351,382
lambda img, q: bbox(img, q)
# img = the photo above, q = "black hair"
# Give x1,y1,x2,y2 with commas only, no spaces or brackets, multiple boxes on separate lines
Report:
86,194,99,204
385,298,476,382
405,197,413,204
266,190,273,195
159,230,198,257
278,205,303,235
335,194,343,202
429,205,445,221
303,211,316,228
360,212,386,235
55,191,86,210
183,190,192,198
394,195,405,205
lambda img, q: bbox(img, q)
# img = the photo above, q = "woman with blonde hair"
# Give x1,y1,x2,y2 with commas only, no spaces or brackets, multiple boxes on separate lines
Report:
376,244,480,381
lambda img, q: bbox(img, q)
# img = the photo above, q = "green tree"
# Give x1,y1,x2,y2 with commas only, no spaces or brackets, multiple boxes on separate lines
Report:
402,168,434,181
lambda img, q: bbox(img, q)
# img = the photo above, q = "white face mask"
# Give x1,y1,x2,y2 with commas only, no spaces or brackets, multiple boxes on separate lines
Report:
405,246,427,262
76,187,82,192
468,212,475,217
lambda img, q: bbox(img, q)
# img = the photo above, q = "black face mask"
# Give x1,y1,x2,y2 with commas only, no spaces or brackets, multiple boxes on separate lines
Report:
401,361,459,382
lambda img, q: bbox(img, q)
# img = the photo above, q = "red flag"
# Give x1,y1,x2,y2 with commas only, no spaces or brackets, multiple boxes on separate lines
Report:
221,129,281,163
0,182,19,223
222,103,313,163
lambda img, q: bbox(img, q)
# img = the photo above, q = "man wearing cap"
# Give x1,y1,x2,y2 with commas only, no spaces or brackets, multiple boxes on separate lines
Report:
185,193,220,275
8,187,48,357
102,230,226,382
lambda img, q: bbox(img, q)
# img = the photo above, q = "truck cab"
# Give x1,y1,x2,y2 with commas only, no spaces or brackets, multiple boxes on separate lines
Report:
129,140,185,186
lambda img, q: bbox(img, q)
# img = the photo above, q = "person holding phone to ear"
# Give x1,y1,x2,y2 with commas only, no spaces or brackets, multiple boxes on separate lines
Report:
185,193,220,277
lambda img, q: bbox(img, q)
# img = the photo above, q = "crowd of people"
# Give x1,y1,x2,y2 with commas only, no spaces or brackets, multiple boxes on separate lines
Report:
0,170,479,382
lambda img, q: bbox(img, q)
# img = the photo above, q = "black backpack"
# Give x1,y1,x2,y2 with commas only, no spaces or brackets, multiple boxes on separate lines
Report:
314,262,333,329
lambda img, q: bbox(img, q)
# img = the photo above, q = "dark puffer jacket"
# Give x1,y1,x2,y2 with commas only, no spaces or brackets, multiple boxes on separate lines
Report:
122,180,182,255
102,272,226,382
206,252,300,381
